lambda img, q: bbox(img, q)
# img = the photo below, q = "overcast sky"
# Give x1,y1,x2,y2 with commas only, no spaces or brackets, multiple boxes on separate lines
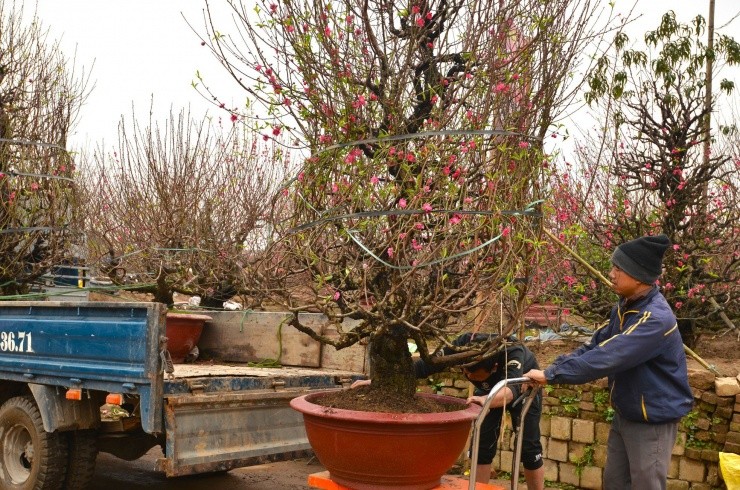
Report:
22,0,740,153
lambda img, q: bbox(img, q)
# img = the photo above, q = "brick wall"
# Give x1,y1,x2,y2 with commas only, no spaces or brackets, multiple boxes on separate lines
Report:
417,368,740,489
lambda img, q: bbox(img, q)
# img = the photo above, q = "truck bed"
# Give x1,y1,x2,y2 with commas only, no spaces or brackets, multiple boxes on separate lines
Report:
164,362,359,394
170,363,359,379
160,362,360,476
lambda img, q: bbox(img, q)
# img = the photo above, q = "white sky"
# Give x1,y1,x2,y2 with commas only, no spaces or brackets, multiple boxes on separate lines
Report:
21,1,236,151
21,0,740,153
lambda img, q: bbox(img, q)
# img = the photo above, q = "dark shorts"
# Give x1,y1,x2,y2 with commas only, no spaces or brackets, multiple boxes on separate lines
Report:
476,392,543,470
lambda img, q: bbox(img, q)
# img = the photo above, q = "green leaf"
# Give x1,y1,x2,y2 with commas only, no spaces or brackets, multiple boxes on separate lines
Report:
719,79,735,95
614,32,628,51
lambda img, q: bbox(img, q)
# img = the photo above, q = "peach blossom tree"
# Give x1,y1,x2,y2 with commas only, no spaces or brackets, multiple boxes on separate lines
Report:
544,12,740,326
0,3,89,297
196,0,617,397
81,108,292,307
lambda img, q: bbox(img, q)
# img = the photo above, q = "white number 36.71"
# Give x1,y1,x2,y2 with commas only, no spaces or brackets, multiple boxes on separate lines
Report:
0,332,34,353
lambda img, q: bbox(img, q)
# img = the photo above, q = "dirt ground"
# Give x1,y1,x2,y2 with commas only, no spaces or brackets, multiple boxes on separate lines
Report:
682,330,739,377
92,449,554,489
91,450,322,489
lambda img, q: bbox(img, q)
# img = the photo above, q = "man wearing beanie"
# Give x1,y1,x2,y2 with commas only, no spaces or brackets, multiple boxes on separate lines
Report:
525,234,693,490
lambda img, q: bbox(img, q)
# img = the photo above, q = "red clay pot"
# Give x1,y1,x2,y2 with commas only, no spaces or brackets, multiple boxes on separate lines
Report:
165,312,212,362
290,391,481,490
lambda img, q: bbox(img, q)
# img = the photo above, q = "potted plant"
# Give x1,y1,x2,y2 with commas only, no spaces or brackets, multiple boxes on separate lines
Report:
197,0,613,486
157,310,211,362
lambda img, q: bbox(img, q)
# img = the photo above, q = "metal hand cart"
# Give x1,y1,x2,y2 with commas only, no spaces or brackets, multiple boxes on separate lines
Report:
468,376,540,490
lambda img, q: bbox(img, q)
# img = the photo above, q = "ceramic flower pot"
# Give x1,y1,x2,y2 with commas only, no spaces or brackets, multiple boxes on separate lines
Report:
165,312,212,362
290,391,481,490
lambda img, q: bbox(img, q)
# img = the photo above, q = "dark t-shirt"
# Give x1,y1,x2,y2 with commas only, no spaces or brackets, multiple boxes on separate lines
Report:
414,333,539,399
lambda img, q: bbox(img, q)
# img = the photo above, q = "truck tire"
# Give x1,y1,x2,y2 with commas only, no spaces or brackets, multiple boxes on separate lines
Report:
63,430,97,489
0,395,68,490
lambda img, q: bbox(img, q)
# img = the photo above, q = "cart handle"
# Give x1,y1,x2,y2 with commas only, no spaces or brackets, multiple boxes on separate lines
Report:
468,376,540,490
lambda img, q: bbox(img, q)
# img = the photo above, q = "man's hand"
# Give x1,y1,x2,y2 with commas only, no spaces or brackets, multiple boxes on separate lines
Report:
524,369,547,386
350,379,371,389
467,395,486,406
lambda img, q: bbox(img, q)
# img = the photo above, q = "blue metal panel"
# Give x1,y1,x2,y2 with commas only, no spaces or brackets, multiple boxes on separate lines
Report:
0,301,166,433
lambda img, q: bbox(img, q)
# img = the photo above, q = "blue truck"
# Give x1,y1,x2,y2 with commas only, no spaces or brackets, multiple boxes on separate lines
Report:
0,301,358,489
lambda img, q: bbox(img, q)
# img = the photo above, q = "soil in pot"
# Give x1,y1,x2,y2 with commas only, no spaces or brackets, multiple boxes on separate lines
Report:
317,385,463,413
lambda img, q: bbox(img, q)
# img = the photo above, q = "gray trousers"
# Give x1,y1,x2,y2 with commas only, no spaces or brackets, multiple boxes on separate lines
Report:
603,412,678,490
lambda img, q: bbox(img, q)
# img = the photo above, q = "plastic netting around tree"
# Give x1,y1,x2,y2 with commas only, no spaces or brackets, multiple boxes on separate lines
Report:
255,129,546,370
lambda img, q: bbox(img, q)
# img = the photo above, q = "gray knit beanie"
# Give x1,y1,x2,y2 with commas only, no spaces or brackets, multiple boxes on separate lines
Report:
611,234,671,284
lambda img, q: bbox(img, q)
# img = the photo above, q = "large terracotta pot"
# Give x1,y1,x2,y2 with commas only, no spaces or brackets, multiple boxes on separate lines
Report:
165,312,212,362
290,391,481,490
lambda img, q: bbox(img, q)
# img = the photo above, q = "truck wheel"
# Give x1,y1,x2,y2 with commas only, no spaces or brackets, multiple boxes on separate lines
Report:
0,395,68,489
63,430,97,489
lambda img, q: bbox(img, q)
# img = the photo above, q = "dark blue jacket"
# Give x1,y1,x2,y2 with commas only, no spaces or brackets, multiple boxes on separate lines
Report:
544,287,693,423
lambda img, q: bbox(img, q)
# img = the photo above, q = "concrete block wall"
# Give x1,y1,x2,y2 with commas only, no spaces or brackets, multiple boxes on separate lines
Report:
417,368,740,489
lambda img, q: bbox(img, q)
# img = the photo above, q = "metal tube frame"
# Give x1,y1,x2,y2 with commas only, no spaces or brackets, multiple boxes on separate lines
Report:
468,377,540,490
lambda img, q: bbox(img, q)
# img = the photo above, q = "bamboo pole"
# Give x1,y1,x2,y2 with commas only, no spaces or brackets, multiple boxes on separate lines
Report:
708,296,737,334
543,229,721,376
542,229,612,288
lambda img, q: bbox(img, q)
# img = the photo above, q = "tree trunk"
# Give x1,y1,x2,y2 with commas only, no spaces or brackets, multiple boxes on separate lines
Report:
701,0,715,208
368,330,417,399
154,274,174,306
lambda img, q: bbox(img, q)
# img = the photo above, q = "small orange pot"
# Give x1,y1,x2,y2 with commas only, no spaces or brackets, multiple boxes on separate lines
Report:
165,312,212,362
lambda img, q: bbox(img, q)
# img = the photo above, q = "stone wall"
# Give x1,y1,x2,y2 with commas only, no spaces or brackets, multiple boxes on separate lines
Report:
417,368,740,489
